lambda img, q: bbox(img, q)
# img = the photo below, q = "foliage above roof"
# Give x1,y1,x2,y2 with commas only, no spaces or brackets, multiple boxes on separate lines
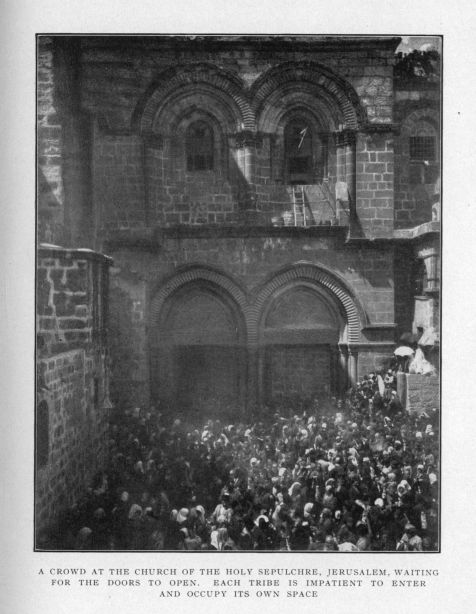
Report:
394,50,440,85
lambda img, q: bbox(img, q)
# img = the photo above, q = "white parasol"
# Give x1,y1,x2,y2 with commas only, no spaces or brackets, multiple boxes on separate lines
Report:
394,346,415,357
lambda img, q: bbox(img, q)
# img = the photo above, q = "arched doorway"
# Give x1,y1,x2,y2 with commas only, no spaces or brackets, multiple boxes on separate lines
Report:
152,280,247,420
258,283,344,406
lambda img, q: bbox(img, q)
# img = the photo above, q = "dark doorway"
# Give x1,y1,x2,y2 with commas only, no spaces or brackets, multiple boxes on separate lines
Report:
154,283,246,420
260,285,341,406
174,345,243,419
264,344,331,404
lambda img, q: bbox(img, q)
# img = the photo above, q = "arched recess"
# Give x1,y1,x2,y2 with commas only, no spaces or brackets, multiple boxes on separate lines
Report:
150,85,241,136
252,61,367,131
253,64,364,191
397,106,440,226
150,265,249,325
168,105,229,178
257,84,346,134
268,102,334,185
251,263,366,403
135,63,254,134
251,262,366,344
149,266,249,418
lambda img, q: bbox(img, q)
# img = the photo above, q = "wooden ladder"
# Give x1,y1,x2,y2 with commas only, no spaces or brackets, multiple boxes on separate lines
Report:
320,181,337,218
292,185,307,226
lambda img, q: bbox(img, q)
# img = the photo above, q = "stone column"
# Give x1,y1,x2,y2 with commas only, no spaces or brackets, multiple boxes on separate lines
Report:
143,132,166,225
334,130,356,227
330,346,339,395
345,133,356,207
348,347,358,385
338,345,348,393
246,343,259,419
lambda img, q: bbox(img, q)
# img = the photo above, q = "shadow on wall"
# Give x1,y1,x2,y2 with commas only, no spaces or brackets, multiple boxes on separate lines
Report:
228,151,256,221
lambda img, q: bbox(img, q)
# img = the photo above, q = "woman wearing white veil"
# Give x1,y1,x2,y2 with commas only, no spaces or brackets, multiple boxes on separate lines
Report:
409,347,436,375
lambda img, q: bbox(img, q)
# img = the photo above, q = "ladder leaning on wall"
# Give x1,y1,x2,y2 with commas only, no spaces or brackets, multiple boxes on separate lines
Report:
292,185,314,226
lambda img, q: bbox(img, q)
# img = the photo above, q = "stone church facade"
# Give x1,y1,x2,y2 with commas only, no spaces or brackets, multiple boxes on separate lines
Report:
36,35,440,526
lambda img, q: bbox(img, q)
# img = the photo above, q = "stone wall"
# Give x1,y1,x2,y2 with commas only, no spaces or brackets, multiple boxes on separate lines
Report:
36,36,441,421
37,37,95,248
81,37,396,132
37,37,65,245
393,242,415,339
73,36,400,241
355,131,394,237
393,88,440,229
109,233,396,327
106,232,397,408
108,272,149,408
36,246,111,536
93,135,146,233
36,350,108,531
397,372,439,415
358,345,396,376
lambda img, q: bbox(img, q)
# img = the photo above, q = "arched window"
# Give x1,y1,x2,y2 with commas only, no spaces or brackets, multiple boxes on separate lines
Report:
186,121,214,171
284,119,313,184
36,400,49,469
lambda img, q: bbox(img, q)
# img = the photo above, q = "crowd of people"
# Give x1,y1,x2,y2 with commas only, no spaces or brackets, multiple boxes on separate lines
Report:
40,368,439,551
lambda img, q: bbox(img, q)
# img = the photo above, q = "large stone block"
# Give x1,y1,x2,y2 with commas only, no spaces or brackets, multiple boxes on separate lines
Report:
397,373,440,415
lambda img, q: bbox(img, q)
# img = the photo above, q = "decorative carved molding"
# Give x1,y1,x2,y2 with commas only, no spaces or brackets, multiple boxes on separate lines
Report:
251,61,366,130
135,63,255,133
149,262,365,348
134,61,366,137
251,263,365,344
149,266,249,333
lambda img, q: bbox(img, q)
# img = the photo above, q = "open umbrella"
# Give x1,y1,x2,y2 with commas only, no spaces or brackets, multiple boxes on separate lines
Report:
394,346,415,357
